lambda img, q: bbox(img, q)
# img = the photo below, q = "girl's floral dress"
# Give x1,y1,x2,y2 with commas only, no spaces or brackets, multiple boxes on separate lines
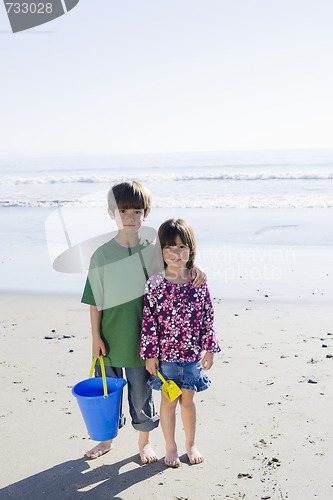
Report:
140,273,220,363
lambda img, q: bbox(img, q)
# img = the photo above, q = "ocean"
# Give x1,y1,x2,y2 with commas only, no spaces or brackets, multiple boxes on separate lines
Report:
1,149,333,301
1,149,333,209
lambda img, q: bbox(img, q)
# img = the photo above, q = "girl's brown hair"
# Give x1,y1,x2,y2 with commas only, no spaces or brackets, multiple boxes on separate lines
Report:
158,219,196,269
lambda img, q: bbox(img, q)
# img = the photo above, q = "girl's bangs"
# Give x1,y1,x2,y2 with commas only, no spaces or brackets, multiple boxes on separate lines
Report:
160,225,187,248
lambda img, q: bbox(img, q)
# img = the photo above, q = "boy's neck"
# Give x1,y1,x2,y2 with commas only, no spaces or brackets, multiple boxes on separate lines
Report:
114,230,140,248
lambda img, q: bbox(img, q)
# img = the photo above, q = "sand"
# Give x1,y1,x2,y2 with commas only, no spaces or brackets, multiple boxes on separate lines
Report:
0,292,333,499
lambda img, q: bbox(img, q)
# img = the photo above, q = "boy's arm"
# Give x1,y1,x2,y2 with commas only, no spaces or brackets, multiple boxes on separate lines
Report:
191,265,207,287
90,305,106,358
200,286,221,354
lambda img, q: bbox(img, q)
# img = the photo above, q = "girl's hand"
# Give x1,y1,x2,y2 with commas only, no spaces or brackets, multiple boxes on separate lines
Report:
201,352,214,371
191,266,207,287
92,336,106,359
146,357,159,376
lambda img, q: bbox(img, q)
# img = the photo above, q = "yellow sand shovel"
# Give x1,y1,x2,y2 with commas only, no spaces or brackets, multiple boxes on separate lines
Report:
156,369,182,402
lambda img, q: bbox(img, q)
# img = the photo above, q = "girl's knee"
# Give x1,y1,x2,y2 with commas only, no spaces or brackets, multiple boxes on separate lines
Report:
161,394,178,409
179,389,195,407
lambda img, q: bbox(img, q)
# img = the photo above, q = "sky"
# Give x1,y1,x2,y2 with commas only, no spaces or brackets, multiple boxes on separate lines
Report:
0,0,333,156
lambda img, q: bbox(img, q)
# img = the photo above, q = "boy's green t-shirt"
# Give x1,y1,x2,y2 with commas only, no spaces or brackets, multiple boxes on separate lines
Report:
81,236,156,368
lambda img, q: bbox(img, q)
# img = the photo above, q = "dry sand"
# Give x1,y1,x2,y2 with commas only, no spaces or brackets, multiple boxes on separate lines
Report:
0,292,332,499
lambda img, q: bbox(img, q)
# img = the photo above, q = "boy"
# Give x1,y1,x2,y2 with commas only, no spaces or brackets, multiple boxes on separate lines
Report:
81,181,205,462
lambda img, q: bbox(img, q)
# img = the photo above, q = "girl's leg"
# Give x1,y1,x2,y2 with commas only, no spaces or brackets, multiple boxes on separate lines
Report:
179,389,204,464
160,393,180,467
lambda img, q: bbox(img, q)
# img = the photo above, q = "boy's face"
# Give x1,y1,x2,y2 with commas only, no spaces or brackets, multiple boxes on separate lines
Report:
109,208,148,233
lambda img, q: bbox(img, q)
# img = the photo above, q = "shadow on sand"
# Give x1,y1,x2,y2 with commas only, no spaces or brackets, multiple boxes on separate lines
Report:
0,454,166,499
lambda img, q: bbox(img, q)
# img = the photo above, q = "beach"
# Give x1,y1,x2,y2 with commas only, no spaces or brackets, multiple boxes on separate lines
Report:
1,290,333,499
1,150,333,498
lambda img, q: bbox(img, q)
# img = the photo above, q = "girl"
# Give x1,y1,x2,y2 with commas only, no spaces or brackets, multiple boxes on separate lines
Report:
140,219,220,467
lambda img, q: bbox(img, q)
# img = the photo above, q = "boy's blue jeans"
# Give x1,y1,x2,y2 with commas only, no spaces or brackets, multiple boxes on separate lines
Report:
95,364,159,433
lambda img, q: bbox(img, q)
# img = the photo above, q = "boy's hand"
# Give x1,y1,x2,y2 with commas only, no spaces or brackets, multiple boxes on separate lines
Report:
92,336,106,359
201,352,214,371
146,357,159,376
191,266,207,287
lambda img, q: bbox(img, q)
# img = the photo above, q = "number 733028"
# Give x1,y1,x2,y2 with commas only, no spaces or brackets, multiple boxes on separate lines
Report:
6,3,53,14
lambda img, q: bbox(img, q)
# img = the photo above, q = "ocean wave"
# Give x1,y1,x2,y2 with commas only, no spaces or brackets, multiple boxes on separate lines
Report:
1,172,333,186
0,175,117,186
176,173,333,181
1,196,332,209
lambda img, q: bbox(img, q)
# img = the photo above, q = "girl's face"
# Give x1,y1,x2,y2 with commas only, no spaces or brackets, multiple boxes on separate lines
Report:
162,235,190,269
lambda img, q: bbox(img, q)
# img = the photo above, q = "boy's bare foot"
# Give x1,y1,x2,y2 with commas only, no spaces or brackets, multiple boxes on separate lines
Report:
138,432,158,464
186,445,204,464
139,442,158,464
86,440,113,459
165,445,180,468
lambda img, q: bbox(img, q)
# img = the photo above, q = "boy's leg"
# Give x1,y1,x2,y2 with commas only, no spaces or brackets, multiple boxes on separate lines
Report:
160,393,180,467
178,389,204,464
138,431,157,464
125,366,160,464
86,440,113,459
86,365,126,459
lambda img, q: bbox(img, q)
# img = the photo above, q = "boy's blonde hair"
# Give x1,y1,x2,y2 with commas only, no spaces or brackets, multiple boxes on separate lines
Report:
158,219,196,269
107,181,151,216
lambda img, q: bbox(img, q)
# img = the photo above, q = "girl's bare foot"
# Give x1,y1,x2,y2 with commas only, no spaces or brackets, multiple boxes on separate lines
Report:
138,432,158,464
165,444,180,467
86,440,113,459
186,444,204,464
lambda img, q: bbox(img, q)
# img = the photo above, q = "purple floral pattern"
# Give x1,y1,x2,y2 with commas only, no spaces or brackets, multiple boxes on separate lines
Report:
140,273,220,363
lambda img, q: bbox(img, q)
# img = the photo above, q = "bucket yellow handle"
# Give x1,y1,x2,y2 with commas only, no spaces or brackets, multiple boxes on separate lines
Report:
89,356,108,398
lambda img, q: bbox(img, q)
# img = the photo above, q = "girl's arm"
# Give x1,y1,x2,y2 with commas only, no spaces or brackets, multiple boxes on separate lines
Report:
145,357,159,376
201,351,214,370
140,282,160,361
90,305,106,358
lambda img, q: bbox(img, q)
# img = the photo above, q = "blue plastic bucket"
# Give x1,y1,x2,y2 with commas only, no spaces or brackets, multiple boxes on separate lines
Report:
72,376,127,441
